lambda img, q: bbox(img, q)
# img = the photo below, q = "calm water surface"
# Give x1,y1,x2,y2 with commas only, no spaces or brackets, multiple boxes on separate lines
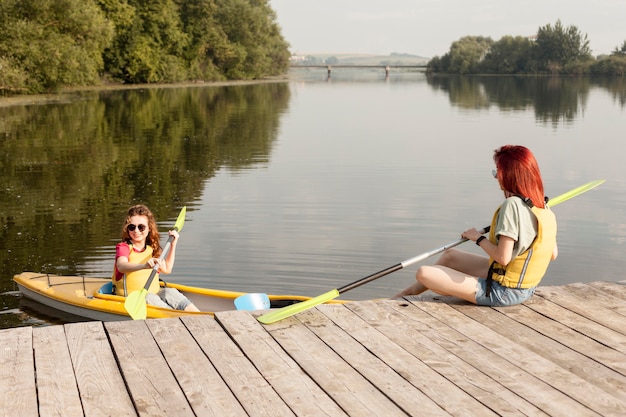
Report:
1,72,625,328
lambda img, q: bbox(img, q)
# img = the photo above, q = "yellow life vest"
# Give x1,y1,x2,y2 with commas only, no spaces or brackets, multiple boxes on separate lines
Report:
112,244,160,296
487,199,557,292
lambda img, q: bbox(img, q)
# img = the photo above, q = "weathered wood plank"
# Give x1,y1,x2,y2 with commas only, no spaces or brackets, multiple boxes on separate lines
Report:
296,306,453,417
501,297,626,377
413,300,626,416
341,300,547,417
214,310,349,417
535,285,626,335
562,282,626,316
256,309,407,417
400,299,602,416
180,315,297,417
33,325,83,417
451,301,626,396
64,321,137,417
105,320,195,417
524,294,626,355
0,326,38,417
145,318,248,417
587,281,626,304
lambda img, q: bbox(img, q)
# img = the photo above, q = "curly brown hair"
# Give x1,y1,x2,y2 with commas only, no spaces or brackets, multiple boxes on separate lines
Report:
120,204,162,256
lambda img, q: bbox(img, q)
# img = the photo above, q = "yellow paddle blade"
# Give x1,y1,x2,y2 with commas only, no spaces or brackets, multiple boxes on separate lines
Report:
174,206,186,232
124,289,148,320
549,180,604,207
257,289,340,324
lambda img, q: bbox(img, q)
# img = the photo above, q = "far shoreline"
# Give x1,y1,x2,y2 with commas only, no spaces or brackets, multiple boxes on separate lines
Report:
0,77,288,108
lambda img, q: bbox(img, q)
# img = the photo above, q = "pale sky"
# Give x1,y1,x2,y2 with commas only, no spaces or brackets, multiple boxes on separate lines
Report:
269,0,625,58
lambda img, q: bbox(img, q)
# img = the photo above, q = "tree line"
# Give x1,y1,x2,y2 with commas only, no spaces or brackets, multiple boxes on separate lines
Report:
0,0,290,94
428,20,626,76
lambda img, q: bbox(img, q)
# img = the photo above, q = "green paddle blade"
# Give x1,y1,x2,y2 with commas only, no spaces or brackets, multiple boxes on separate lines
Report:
174,206,186,232
124,288,148,320
549,180,604,207
257,289,340,324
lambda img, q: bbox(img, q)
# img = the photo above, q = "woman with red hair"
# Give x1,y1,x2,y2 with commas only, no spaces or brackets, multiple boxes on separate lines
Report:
394,145,558,306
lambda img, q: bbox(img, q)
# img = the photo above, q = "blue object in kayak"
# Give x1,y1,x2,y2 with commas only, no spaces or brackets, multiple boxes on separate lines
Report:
234,293,271,310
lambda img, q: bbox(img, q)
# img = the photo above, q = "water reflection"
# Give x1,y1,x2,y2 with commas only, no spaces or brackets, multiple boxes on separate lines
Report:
426,76,599,125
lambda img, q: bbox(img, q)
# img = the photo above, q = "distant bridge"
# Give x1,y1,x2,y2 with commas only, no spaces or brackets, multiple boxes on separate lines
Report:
290,65,428,77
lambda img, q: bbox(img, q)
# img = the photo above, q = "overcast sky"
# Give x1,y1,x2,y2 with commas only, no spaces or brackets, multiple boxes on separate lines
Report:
269,0,625,58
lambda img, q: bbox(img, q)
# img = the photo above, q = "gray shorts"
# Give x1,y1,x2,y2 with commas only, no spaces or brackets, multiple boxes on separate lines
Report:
145,287,192,310
475,278,536,307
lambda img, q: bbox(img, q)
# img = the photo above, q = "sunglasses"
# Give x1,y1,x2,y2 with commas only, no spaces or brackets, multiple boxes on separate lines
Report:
127,224,147,232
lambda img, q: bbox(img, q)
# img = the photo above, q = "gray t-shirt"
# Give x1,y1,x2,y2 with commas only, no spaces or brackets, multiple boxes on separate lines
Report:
494,197,538,258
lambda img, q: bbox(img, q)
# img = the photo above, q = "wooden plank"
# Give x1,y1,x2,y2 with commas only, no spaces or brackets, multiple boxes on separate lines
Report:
213,310,350,417
246,309,407,417
535,285,626,335
413,300,626,416
64,321,137,417
524,294,626,355
587,281,626,304
180,315,298,417
565,282,626,316
297,305,454,416
349,300,549,417
33,325,83,417
313,303,490,417
398,299,599,416
499,297,626,376
451,301,626,395
0,327,38,417
105,320,195,417
145,318,248,417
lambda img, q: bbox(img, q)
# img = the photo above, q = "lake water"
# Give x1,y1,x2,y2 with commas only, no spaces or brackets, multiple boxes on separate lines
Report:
1,70,625,328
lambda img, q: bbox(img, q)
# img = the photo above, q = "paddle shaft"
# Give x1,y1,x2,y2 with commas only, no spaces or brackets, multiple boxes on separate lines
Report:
141,233,176,292
337,227,489,294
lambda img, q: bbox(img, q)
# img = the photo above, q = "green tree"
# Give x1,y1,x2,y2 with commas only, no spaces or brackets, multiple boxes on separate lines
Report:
212,0,290,79
480,36,535,74
175,0,224,80
445,36,493,74
99,0,189,83
0,0,113,94
533,20,592,73
590,55,626,76
612,41,626,56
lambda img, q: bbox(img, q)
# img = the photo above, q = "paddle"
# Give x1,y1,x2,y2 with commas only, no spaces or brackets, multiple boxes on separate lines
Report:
124,206,187,320
257,179,605,324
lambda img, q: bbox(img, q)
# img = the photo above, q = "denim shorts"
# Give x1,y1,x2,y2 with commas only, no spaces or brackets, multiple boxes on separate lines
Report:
145,287,192,310
475,278,536,307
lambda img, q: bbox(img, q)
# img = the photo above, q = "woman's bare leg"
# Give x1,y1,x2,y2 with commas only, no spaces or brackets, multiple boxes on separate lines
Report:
184,303,200,312
436,249,489,277
393,249,488,299
415,265,480,304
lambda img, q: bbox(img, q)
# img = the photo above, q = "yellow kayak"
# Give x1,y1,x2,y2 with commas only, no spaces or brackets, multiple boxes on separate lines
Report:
14,271,346,321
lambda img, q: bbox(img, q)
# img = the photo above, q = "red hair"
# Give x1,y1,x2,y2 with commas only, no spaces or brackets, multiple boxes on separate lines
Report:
493,145,546,208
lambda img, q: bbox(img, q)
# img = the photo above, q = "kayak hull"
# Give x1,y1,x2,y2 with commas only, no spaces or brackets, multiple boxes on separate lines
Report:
13,272,345,321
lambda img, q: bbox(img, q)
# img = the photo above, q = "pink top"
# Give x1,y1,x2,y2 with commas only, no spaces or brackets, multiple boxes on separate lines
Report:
113,242,147,281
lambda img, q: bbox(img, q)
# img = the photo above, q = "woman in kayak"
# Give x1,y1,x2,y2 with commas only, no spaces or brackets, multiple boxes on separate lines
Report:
394,145,558,306
112,204,199,311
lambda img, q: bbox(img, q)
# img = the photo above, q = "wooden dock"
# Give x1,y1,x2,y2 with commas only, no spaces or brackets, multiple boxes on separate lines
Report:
2,281,626,416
